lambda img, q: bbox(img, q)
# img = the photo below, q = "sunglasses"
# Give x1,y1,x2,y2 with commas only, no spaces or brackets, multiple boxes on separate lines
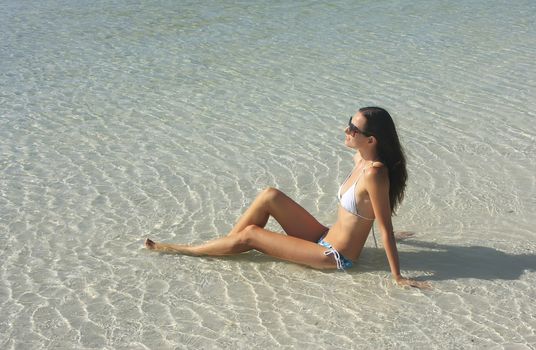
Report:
348,116,373,136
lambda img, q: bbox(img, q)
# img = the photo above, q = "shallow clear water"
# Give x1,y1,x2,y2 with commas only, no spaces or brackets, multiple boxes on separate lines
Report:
1,0,535,349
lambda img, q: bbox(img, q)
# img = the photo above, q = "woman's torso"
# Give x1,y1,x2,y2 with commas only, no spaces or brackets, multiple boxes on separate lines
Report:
323,161,377,260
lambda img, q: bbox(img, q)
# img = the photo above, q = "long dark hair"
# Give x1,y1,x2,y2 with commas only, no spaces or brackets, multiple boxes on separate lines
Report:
359,107,407,214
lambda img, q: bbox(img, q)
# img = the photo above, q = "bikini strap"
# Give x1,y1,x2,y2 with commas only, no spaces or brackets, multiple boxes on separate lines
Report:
343,165,356,183
324,248,345,270
354,161,373,184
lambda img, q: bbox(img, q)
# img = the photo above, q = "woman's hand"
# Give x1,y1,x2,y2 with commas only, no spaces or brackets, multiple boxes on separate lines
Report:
394,276,432,290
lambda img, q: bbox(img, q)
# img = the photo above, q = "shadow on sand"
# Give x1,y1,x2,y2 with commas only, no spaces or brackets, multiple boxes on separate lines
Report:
166,237,536,282
357,239,536,282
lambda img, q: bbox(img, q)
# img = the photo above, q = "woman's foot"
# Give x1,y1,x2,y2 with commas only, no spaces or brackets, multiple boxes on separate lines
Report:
144,238,195,255
145,238,157,250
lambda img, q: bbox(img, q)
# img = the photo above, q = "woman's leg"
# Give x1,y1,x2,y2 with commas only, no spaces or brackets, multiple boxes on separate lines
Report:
227,187,327,242
145,232,247,256
145,225,336,270
144,187,331,266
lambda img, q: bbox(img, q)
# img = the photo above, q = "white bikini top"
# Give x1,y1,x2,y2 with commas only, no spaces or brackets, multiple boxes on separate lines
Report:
338,162,375,221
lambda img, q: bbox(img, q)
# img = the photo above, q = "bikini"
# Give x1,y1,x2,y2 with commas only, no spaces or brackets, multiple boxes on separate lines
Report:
318,162,376,270
337,163,376,221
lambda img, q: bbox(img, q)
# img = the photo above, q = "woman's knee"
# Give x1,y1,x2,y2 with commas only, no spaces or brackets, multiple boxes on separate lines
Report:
259,187,283,204
235,224,259,247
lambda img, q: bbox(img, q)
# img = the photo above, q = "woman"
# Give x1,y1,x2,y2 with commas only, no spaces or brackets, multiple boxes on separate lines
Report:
146,107,430,289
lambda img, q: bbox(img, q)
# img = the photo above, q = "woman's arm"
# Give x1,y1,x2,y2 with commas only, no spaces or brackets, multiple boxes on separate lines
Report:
365,166,431,289
365,166,400,278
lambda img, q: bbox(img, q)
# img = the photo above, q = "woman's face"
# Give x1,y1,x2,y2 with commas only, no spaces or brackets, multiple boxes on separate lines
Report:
344,112,369,149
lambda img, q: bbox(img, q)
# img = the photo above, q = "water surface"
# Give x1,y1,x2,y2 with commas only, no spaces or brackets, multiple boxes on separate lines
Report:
1,0,535,348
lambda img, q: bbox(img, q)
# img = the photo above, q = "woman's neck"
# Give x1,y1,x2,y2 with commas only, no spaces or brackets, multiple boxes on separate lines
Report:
357,148,379,162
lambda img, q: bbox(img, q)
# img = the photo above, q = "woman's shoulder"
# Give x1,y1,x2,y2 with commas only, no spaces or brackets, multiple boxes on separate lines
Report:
364,161,388,181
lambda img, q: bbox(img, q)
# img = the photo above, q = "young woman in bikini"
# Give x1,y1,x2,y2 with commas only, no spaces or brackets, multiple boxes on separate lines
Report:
145,107,430,289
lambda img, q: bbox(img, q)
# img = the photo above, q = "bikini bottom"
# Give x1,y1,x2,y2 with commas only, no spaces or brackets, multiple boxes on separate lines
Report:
317,234,353,270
